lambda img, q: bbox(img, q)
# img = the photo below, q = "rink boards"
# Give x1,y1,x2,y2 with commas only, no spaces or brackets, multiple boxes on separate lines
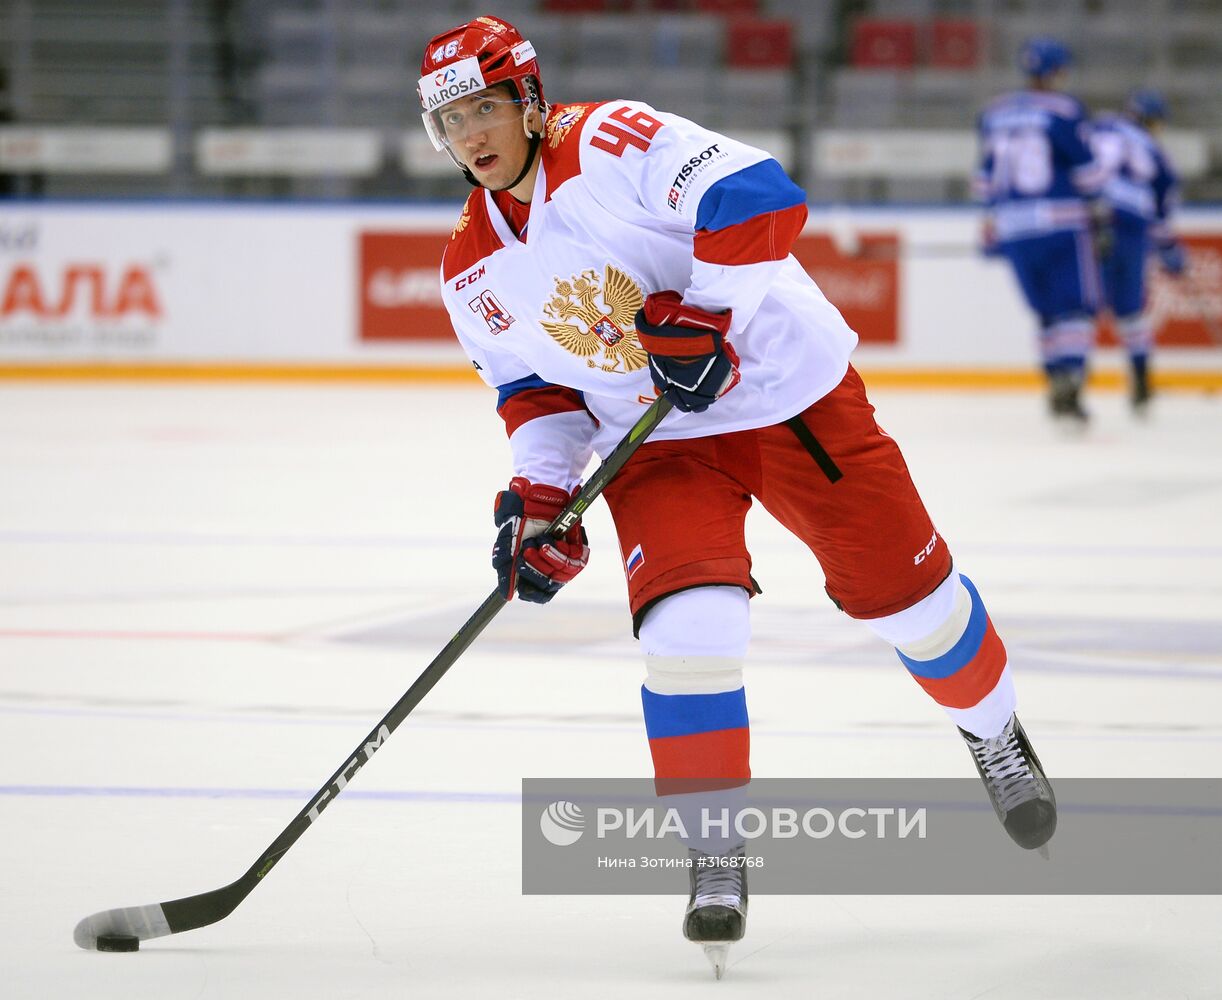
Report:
0,202,1219,386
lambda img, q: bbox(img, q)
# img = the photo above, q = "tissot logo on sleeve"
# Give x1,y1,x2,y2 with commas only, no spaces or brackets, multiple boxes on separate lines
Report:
667,143,727,211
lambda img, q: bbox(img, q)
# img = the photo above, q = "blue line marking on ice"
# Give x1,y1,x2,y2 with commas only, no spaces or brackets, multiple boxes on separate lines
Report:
3,785,1218,817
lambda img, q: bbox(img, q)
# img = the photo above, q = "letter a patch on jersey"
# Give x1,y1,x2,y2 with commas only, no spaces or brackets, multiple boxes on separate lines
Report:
468,290,514,334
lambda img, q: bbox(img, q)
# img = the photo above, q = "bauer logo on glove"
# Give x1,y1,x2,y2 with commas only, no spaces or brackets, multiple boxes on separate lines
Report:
492,477,590,604
634,290,741,413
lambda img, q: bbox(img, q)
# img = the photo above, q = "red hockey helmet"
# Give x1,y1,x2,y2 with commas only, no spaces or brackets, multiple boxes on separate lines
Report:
418,16,545,157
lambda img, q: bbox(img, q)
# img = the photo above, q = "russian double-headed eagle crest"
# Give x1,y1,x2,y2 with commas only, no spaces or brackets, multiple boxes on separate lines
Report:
542,265,649,373
547,105,587,148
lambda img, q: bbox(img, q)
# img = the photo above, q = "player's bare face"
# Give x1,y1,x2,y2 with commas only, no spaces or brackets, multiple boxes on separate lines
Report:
440,88,530,190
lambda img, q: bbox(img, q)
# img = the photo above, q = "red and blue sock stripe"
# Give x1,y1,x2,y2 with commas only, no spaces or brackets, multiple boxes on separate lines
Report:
896,575,1007,709
641,685,750,794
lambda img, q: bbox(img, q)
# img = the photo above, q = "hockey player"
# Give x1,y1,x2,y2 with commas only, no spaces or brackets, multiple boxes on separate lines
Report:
421,16,1056,977
976,37,1108,425
1092,89,1185,413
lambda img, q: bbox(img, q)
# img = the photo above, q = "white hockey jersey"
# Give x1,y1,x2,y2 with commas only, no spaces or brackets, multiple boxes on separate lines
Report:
439,100,858,488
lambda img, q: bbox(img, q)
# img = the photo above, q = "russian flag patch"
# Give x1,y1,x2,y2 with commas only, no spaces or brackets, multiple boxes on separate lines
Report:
626,543,645,580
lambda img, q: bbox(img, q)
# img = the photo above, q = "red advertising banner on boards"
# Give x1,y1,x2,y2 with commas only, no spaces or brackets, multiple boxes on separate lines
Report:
1142,234,1222,347
358,228,903,346
1098,234,1222,348
790,232,900,344
358,231,451,341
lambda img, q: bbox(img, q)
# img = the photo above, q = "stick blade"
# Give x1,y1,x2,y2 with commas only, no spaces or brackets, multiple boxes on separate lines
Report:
74,904,171,951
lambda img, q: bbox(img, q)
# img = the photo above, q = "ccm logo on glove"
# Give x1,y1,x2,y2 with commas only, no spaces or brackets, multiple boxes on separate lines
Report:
634,290,741,413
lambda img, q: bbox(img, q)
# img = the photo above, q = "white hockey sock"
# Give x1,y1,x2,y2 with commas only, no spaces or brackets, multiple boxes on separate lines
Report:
866,573,1016,739
638,586,752,848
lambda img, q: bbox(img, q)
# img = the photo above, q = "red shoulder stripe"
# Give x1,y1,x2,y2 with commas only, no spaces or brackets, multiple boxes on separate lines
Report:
693,203,808,266
497,386,587,437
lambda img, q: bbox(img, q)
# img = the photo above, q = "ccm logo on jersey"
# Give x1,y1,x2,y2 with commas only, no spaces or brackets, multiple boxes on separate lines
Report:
667,143,725,211
913,531,939,566
454,265,486,290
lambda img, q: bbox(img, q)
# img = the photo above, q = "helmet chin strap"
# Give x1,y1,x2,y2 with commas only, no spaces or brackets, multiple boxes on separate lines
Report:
500,130,542,192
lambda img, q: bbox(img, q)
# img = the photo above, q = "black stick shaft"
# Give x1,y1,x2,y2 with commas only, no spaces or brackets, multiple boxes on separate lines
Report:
153,395,673,936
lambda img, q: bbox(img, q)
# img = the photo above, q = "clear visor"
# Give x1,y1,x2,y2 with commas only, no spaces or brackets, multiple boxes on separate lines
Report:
422,94,528,153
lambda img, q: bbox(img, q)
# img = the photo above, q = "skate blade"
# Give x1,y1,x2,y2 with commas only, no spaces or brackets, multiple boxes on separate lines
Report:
702,942,731,980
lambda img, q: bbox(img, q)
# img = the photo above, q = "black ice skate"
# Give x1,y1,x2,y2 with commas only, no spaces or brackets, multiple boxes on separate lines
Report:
960,714,1057,856
1048,369,1089,427
683,847,748,980
1131,366,1152,416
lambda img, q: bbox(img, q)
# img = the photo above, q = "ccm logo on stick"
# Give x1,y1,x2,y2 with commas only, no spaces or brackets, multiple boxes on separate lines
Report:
304,724,391,824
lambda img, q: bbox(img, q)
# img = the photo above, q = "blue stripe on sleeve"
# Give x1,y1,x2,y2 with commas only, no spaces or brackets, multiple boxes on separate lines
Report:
897,576,987,680
694,159,806,233
640,686,749,740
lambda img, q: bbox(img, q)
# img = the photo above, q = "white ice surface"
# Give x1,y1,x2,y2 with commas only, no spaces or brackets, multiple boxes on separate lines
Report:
1,383,1220,998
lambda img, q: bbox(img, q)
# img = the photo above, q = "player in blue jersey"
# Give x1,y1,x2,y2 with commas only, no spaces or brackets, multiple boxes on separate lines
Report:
976,37,1108,425
1092,89,1185,413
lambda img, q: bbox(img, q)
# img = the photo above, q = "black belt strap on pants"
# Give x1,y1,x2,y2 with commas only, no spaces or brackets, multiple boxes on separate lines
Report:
784,416,843,484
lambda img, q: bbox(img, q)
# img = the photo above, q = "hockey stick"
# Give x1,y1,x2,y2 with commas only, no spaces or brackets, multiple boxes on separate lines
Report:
73,394,674,952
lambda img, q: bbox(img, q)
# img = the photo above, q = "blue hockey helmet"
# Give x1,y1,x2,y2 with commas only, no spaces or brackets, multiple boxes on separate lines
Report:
1126,88,1169,122
1019,37,1071,79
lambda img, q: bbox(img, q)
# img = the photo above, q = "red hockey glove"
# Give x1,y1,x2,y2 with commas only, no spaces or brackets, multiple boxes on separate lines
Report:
634,290,741,413
492,477,589,604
